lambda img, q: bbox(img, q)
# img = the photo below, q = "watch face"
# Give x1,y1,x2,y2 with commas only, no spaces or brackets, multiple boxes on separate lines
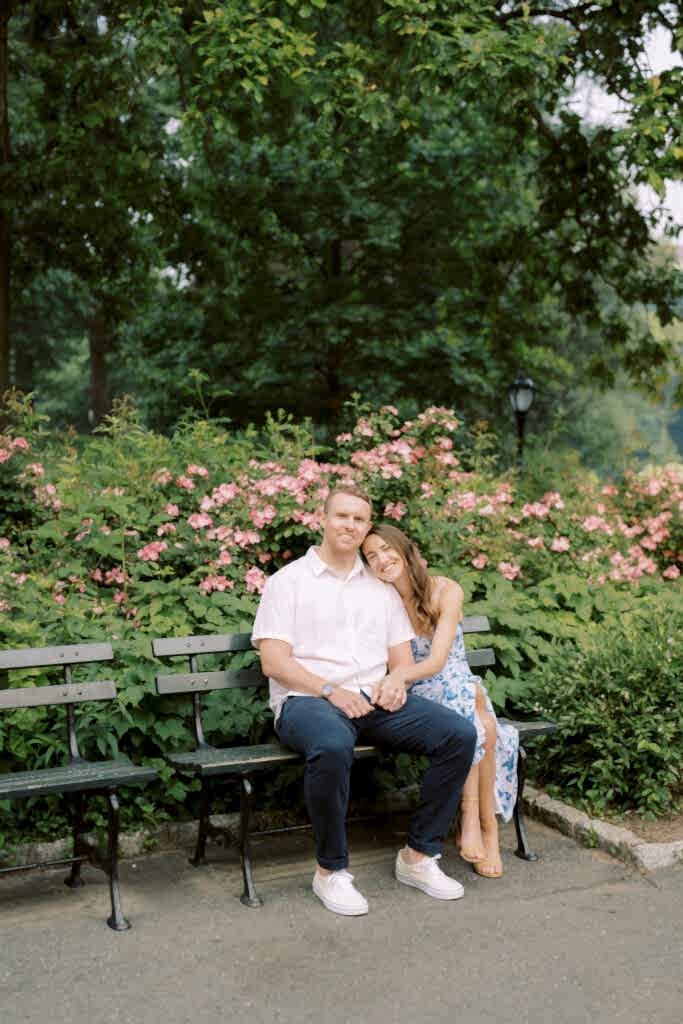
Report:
322,684,333,698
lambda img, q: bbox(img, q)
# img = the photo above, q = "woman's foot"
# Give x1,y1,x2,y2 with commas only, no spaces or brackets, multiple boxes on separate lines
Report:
457,799,486,863
472,816,503,878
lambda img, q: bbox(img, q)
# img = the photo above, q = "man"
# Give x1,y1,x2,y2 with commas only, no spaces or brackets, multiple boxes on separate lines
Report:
252,485,477,916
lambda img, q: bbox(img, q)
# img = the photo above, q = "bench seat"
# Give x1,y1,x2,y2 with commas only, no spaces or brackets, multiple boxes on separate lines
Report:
0,759,157,801
166,742,381,776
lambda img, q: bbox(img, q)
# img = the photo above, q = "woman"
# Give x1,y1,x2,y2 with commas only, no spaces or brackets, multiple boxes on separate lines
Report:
362,524,518,878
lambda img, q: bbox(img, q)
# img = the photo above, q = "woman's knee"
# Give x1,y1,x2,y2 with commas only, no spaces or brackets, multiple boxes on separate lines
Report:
474,683,489,714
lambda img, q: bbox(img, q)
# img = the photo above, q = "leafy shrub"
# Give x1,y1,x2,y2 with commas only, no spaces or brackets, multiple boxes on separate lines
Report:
1,390,682,839
521,595,683,816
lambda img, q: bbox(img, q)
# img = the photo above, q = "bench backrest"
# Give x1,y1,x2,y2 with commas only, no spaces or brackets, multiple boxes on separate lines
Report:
152,618,495,749
0,642,116,762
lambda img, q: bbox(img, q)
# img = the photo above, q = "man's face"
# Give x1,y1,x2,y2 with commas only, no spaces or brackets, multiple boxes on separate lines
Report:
321,493,372,554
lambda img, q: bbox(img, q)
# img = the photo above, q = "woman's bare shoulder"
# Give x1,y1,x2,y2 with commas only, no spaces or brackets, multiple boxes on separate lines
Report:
430,575,464,610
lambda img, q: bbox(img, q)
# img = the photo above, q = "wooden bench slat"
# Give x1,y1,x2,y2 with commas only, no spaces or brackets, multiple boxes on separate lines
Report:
465,648,495,668
152,634,252,658
165,742,380,776
156,668,266,695
0,759,157,801
461,615,490,633
0,680,117,709
0,643,114,671
502,719,558,740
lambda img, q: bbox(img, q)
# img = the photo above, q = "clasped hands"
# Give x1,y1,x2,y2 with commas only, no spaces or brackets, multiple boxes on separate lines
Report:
327,669,408,718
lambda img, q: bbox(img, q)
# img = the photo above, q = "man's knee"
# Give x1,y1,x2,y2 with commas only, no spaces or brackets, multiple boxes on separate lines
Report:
452,716,477,758
309,735,355,773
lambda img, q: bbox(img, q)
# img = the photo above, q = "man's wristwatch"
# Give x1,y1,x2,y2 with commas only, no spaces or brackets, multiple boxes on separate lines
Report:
321,683,334,700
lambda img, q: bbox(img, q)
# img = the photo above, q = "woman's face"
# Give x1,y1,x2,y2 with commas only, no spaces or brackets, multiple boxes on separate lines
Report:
362,534,407,585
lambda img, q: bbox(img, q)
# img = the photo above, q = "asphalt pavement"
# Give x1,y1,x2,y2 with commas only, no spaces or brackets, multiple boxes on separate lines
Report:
1,816,682,1024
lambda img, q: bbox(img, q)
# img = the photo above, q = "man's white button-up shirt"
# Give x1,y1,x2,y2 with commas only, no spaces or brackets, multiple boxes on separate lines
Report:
252,546,415,720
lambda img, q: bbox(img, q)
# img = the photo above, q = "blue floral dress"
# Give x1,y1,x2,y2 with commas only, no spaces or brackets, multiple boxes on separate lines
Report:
411,626,519,821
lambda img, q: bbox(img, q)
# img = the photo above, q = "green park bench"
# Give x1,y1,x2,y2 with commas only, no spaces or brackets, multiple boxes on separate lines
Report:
0,642,158,931
152,617,557,907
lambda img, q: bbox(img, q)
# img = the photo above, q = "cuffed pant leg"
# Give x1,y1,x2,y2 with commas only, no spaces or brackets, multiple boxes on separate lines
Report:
277,697,357,870
359,694,477,857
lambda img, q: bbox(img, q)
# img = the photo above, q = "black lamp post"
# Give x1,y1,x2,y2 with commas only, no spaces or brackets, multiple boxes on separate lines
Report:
508,376,536,459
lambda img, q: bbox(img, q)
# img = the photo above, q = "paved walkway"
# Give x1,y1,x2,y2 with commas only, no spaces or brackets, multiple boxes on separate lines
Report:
2,817,682,1024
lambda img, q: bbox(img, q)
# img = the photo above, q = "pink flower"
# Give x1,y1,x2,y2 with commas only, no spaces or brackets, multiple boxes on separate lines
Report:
165,503,180,517
601,484,619,497
0,599,12,612
152,468,173,485
471,554,488,569
541,492,565,510
662,565,680,580
550,537,571,553
100,525,112,535
522,502,550,519
250,505,277,528
105,567,129,585
11,437,29,451
244,566,267,594
113,591,127,605
188,513,213,530
217,549,233,566
137,540,168,562
199,574,235,594
175,475,196,491
53,593,66,605
25,462,44,477
582,515,613,535
336,433,352,443
187,463,209,478
157,523,177,536
498,561,521,581
234,528,261,547
0,537,10,552
526,536,544,549
421,483,434,498
384,501,407,521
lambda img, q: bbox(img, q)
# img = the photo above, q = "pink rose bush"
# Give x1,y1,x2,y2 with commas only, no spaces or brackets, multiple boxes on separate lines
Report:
1,404,682,638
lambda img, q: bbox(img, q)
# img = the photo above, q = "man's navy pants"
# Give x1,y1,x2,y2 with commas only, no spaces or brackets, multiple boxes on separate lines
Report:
277,692,477,870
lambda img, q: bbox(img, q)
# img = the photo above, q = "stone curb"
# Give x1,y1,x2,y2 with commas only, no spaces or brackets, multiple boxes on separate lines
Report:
524,785,683,872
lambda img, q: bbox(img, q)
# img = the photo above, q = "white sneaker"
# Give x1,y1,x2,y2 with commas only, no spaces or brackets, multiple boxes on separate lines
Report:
312,869,369,916
395,850,464,900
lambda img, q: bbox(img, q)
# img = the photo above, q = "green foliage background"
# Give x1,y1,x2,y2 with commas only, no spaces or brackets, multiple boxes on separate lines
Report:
1,394,682,848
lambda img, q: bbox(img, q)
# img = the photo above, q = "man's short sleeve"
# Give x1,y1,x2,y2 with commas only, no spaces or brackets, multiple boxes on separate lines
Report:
251,571,296,649
386,585,415,647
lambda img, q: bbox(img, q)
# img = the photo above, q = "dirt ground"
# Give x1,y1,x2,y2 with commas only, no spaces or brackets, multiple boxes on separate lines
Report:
603,802,683,843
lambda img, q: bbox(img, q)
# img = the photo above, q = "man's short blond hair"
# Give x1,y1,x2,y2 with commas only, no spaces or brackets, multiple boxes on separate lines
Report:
324,484,372,514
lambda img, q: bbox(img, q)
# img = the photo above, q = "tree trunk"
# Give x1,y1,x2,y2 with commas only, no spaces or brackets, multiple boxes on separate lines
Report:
87,311,111,427
0,2,12,397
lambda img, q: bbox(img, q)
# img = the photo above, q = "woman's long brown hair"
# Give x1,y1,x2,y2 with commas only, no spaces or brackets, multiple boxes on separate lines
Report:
363,524,439,634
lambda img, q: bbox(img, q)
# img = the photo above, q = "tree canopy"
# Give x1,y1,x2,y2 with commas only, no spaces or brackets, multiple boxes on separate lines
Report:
2,1,682,433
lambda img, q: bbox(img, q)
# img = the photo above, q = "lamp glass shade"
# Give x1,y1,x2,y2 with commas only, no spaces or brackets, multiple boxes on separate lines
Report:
508,377,536,414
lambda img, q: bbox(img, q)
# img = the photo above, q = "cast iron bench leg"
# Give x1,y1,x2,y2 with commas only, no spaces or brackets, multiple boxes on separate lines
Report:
106,790,131,931
64,790,86,889
189,777,211,866
239,776,263,908
513,745,539,862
